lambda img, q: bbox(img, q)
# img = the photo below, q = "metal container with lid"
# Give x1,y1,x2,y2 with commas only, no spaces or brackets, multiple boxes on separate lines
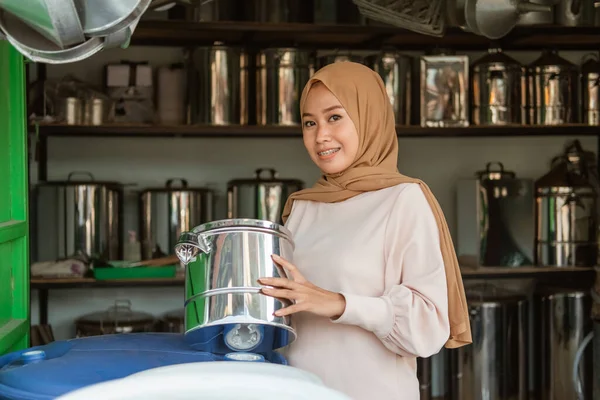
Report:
471,48,526,125
255,48,314,126
227,168,304,224
33,171,123,262
366,52,412,125
75,300,155,337
139,179,215,259
527,49,579,125
535,140,599,267
175,218,297,354
187,44,250,125
450,283,529,400
581,53,600,126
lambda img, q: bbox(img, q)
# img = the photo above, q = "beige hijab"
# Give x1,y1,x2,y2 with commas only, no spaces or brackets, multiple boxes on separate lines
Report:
281,61,472,349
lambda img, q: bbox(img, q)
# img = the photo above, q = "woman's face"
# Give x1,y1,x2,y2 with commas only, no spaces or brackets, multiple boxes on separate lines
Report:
301,82,359,175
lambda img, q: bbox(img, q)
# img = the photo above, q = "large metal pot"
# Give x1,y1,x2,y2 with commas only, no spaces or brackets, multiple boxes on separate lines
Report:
187,45,250,125
534,140,599,267
527,49,578,125
33,171,123,263
139,179,215,259
227,168,304,224
450,285,529,400
471,48,526,125
255,48,314,126
75,300,155,337
174,218,297,354
581,53,600,126
366,52,412,126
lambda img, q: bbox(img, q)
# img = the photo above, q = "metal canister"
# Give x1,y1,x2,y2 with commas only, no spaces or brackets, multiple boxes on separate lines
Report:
534,140,599,267
33,172,123,262
227,168,304,224
187,45,249,125
527,49,578,125
534,288,593,400
581,53,600,126
450,285,529,400
366,52,412,125
139,179,214,259
255,49,313,125
471,48,526,125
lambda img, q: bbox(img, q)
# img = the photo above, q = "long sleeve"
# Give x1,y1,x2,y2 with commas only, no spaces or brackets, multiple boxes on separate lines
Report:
332,184,450,358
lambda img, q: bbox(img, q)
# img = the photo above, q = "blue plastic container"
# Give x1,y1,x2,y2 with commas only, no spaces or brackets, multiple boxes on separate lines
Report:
0,333,286,400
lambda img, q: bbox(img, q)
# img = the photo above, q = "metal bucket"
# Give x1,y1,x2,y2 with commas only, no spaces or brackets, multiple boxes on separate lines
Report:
187,45,250,125
174,218,297,354
139,179,215,259
33,172,123,262
256,48,314,126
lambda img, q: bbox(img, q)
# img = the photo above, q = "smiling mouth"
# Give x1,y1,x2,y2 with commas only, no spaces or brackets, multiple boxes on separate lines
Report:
317,148,341,157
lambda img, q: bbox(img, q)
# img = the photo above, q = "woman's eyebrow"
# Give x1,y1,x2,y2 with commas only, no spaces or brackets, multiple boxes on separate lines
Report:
302,105,344,118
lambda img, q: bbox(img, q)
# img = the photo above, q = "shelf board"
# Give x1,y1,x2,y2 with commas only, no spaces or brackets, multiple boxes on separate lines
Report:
460,266,596,280
131,20,600,50
33,123,600,139
30,276,184,289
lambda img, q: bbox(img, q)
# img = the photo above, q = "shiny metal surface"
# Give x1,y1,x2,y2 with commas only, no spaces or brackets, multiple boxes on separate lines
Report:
139,179,214,259
538,290,593,400
188,45,249,125
317,54,365,70
256,48,313,126
420,55,469,127
367,52,412,125
581,54,600,126
451,293,528,400
227,168,304,224
471,48,526,125
75,0,151,36
0,0,84,47
33,172,122,262
183,0,238,21
527,50,578,125
175,218,297,353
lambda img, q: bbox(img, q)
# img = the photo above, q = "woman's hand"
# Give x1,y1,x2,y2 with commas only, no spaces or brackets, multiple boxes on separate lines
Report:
259,254,346,319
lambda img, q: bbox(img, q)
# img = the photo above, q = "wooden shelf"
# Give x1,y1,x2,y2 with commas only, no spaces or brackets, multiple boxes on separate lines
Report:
460,266,596,280
131,20,600,51
33,123,600,138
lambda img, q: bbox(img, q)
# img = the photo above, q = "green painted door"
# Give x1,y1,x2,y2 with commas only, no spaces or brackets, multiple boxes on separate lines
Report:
0,42,30,354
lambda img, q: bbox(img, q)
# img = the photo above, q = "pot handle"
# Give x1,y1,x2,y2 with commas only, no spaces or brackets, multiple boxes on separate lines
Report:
68,171,95,181
255,168,278,180
166,178,188,188
175,232,211,265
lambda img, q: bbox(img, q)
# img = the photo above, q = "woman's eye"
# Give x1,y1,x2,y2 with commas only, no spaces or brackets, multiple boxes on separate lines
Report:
329,114,341,122
303,120,315,128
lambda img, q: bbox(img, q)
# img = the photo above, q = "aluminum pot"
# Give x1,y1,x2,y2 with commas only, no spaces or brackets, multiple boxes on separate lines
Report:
227,168,304,224
366,52,412,125
75,300,155,337
33,171,123,263
256,48,314,125
174,218,297,354
471,48,526,125
187,44,250,125
581,53,600,126
527,49,578,125
139,179,215,259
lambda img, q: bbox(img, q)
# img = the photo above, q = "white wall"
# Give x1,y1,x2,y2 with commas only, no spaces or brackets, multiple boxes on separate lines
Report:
28,45,598,343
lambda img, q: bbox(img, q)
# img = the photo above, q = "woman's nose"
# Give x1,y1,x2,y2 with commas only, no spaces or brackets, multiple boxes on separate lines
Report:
315,126,331,142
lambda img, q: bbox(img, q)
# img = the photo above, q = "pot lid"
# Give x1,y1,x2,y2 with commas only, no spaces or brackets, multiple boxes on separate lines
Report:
475,162,516,181
529,49,575,68
535,140,599,190
40,171,123,187
581,53,600,74
141,178,215,193
472,48,522,68
228,168,304,186
75,300,154,326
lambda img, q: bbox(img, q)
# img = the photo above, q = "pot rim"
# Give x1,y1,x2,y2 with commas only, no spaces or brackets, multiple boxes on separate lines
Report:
190,218,293,241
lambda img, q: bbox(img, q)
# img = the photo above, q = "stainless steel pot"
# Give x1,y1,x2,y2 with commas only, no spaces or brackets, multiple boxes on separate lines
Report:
256,48,314,126
187,45,250,125
581,53,600,126
317,53,365,70
33,171,123,262
527,49,578,125
75,300,155,337
227,168,304,224
366,52,412,126
450,285,528,400
471,48,526,125
174,218,297,354
534,140,599,267
139,179,215,259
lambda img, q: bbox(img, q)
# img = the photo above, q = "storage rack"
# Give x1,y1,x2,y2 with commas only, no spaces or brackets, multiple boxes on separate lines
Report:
29,19,600,325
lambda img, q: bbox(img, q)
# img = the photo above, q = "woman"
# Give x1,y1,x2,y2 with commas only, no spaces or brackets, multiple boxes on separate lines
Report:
259,61,471,400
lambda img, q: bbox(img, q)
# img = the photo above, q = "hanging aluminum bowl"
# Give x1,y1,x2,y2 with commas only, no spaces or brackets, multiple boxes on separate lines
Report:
175,218,297,354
